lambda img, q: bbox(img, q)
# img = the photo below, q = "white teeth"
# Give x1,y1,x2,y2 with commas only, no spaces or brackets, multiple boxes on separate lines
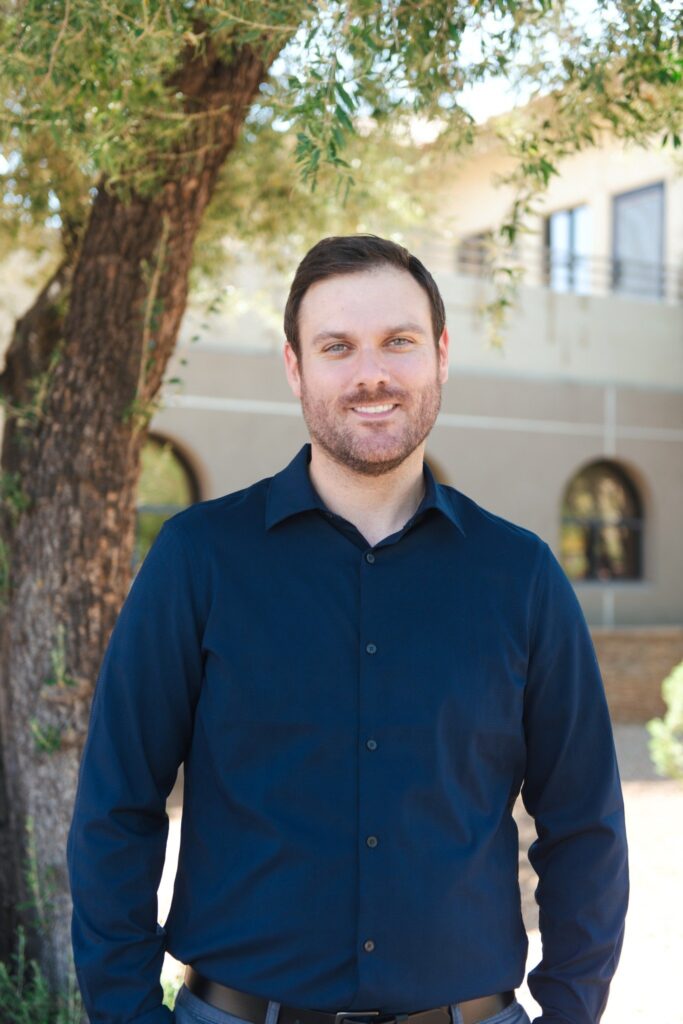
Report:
353,404,395,413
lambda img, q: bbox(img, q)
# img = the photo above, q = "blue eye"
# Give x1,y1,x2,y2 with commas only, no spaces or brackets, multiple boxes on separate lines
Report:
324,337,413,353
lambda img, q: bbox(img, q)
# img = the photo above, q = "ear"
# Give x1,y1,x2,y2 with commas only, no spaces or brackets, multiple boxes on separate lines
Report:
437,326,450,384
283,340,302,399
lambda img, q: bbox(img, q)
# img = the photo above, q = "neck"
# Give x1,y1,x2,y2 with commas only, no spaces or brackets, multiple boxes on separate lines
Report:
307,442,426,547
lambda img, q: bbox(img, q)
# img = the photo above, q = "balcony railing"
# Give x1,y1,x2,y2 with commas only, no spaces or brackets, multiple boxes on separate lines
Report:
454,242,683,304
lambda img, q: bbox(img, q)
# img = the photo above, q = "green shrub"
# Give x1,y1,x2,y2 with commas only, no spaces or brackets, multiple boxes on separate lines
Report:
0,924,83,1024
0,921,183,1020
647,659,683,780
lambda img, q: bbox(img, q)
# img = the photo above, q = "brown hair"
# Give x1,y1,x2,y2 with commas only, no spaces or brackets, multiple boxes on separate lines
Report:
283,234,446,358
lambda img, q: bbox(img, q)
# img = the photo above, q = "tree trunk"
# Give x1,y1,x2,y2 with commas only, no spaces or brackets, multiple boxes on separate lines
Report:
0,35,275,996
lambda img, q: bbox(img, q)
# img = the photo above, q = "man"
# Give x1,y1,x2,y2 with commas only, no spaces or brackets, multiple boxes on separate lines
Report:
67,235,628,1024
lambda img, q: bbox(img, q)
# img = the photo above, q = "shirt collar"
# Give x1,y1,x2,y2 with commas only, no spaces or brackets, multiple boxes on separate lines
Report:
265,443,466,536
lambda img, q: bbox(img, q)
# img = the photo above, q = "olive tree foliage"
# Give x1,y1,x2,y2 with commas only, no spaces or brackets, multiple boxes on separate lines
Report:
1,0,680,288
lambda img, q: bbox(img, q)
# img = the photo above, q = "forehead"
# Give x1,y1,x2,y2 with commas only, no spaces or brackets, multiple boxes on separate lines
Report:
298,266,432,340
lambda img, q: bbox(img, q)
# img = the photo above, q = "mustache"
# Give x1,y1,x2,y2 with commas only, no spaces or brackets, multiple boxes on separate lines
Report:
344,390,405,406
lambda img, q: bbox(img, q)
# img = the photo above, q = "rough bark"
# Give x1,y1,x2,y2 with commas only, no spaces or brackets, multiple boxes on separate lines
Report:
0,35,276,996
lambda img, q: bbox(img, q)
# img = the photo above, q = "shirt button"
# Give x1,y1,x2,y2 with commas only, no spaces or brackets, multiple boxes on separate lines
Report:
366,643,377,654
366,739,377,751
365,552,375,563
363,939,375,952
366,835,378,848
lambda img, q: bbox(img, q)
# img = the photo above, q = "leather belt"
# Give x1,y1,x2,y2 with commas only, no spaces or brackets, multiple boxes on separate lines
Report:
184,968,515,1024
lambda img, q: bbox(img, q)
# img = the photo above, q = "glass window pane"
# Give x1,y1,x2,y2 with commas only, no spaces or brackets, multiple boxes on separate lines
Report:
573,204,592,295
547,206,592,294
613,183,664,298
456,231,492,277
561,460,642,581
549,210,571,292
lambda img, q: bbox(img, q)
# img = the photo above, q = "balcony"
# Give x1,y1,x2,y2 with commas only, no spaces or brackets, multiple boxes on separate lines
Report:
453,239,682,306
427,241,683,388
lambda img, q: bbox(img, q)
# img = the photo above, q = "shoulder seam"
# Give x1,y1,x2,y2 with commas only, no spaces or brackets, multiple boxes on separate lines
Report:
446,486,543,544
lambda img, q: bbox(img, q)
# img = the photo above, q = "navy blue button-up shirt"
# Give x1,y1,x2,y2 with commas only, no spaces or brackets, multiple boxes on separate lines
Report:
67,443,628,1024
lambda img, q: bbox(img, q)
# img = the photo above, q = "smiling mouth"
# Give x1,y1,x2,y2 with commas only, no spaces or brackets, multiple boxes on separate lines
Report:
350,403,398,418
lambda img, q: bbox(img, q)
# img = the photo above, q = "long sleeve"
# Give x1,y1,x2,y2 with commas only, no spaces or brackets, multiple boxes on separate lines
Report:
521,541,629,1024
67,518,206,1024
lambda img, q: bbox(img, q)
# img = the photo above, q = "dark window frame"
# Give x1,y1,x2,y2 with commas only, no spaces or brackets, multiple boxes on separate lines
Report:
455,229,494,277
560,459,644,584
543,203,590,293
611,181,666,300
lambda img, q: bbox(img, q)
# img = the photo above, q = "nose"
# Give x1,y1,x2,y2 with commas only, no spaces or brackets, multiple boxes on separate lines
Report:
351,345,390,390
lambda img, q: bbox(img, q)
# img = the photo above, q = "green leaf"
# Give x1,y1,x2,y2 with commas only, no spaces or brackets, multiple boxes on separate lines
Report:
335,104,355,134
334,80,356,113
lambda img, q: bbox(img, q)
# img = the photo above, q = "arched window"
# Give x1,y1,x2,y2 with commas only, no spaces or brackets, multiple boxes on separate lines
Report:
560,460,643,582
134,434,200,570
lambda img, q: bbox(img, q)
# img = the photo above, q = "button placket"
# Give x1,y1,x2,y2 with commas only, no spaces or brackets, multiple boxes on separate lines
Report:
357,546,386,985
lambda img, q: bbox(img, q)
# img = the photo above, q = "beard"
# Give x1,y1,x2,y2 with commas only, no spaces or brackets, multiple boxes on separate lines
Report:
298,371,442,477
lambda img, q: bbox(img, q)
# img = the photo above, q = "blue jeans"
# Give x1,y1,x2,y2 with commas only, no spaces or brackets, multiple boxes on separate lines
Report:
173,985,531,1024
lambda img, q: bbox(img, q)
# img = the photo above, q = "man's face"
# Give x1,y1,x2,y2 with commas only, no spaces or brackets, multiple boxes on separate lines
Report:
283,266,449,477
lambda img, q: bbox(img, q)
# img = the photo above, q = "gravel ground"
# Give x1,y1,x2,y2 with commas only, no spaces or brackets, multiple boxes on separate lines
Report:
158,724,683,1022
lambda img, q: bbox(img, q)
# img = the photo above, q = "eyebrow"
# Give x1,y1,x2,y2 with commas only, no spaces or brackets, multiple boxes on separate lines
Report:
311,322,428,347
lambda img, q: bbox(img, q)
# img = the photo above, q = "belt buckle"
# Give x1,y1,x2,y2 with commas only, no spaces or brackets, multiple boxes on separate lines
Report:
335,1013,395,1024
